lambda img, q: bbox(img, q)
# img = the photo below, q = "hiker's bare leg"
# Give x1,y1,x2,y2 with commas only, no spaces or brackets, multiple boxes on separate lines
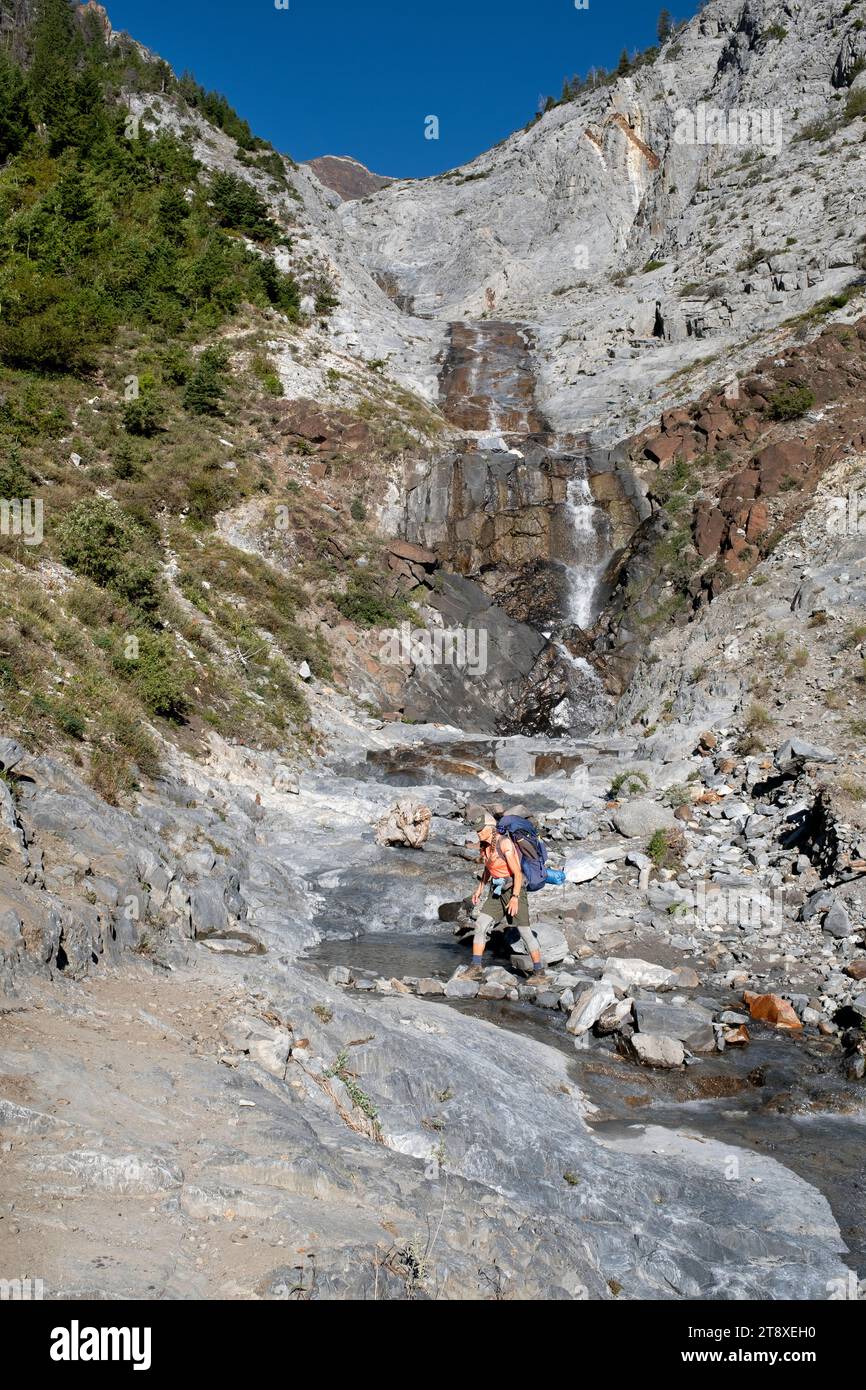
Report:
472,911,495,962
515,921,543,969
506,890,543,971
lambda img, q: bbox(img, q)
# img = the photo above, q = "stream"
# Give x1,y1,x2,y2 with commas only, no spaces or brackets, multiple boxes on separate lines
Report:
305,320,865,1285
304,927,866,1278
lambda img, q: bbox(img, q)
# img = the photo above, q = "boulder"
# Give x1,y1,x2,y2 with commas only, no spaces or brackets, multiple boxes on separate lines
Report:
478,982,508,999
743,992,803,1030
566,983,618,1036
753,441,812,497
603,956,677,990
444,977,479,999
248,1034,292,1076
694,503,726,558
388,539,437,568
633,999,715,1042
510,921,568,964
801,889,834,922
0,739,25,772
374,800,432,849
723,1024,751,1046
774,739,836,773
625,1033,685,1068
563,853,605,884
823,903,852,939
595,998,635,1035
612,800,676,838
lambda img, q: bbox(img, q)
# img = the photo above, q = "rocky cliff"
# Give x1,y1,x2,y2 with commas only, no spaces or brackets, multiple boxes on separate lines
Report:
337,0,866,439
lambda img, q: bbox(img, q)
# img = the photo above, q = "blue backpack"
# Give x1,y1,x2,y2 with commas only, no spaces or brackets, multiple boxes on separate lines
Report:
496,815,549,893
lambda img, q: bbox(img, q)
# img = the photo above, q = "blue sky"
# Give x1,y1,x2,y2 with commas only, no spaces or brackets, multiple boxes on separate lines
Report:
105,0,700,176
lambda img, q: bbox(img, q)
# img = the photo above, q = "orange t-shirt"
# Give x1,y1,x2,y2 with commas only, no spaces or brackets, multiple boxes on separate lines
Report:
482,835,521,881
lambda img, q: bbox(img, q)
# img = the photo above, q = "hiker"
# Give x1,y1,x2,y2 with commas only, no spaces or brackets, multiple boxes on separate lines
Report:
466,813,545,978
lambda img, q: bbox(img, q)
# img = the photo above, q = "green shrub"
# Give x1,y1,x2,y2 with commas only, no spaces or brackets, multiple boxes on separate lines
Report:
250,351,284,396
58,497,162,616
768,384,815,420
333,575,407,628
647,828,683,870
122,393,162,437
118,631,187,720
0,453,34,499
183,346,229,415
845,87,866,121
56,705,86,739
610,769,650,798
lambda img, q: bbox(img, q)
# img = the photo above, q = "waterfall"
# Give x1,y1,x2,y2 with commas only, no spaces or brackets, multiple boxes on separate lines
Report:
564,469,610,631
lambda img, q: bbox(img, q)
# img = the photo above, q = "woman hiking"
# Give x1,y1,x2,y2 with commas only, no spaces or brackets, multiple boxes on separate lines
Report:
466,813,546,979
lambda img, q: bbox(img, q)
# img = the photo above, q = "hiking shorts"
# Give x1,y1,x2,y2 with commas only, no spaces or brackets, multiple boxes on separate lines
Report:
474,883,540,960
478,882,529,928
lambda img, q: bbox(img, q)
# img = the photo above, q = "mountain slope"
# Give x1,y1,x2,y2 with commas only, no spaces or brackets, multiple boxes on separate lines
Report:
336,0,866,435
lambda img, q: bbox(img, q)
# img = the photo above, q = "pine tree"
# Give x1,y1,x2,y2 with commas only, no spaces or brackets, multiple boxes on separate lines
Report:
28,0,81,135
617,49,631,76
657,8,673,43
0,50,31,160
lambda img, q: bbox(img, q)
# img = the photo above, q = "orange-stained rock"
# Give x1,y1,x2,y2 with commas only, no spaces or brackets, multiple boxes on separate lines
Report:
745,501,769,541
694,503,726,558
388,539,437,567
743,992,802,1030
644,433,682,464
754,440,812,497
723,1025,750,1046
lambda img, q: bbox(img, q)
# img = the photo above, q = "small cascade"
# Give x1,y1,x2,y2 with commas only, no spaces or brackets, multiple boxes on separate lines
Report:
564,467,612,632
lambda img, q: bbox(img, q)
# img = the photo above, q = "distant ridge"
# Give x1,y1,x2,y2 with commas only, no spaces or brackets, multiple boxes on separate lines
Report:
307,153,398,201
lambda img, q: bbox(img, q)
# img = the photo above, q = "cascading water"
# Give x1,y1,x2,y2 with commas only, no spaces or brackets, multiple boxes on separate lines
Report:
564,468,611,631
548,462,614,733
434,319,615,733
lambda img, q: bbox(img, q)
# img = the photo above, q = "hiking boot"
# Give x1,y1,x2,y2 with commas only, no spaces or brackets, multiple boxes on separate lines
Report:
462,962,485,982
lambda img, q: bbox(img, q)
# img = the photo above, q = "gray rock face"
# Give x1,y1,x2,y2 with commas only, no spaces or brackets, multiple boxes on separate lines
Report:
0,738,25,771
29,1150,184,1195
334,0,866,438
401,573,547,733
